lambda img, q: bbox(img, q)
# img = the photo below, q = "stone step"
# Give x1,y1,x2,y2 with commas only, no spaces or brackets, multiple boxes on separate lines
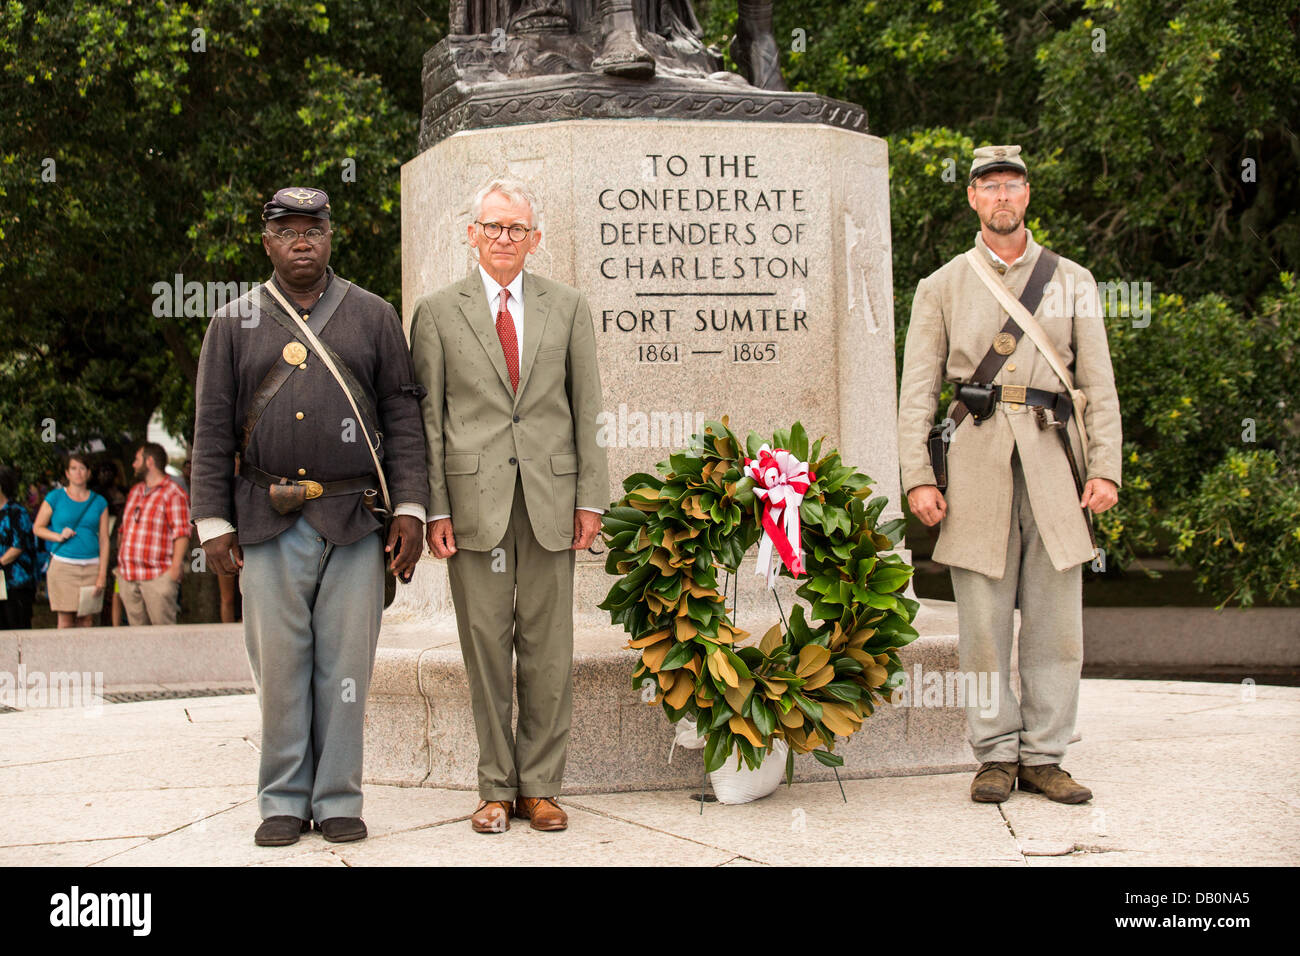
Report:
0,623,253,690
0,594,982,792
365,598,979,793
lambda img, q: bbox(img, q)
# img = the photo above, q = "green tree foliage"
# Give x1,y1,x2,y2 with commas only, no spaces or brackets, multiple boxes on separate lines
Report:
1167,448,1300,606
702,0,1297,312
0,0,445,479
1036,0,1298,306
1097,275,1300,604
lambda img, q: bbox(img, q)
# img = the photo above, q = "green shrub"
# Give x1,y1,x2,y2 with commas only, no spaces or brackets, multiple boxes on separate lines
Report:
1167,450,1300,607
1097,274,1300,604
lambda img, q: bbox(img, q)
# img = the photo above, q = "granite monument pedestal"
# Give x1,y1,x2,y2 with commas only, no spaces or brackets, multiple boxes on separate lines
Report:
366,114,974,792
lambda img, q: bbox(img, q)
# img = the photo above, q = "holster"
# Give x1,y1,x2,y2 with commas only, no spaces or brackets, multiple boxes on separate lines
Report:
362,489,393,537
956,383,997,423
268,481,308,515
927,423,950,493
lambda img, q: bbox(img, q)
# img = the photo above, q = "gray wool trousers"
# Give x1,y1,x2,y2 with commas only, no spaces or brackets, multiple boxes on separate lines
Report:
949,450,1084,766
240,515,384,821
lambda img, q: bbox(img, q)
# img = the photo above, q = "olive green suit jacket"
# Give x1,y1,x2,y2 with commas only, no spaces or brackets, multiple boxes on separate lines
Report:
409,269,611,552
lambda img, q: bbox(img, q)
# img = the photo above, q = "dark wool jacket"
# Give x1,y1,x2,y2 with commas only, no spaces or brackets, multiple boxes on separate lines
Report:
191,272,429,546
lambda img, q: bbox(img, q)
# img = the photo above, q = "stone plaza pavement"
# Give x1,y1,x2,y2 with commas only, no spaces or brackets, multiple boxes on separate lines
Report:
0,678,1296,867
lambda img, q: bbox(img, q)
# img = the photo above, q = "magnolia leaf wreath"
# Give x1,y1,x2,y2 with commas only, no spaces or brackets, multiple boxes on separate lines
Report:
599,418,920,781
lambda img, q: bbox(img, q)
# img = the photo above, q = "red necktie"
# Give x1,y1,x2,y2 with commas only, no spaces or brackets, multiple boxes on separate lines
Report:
495,289,519,392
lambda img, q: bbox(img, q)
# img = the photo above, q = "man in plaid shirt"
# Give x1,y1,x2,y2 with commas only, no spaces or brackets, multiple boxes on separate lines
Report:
116,442,191,626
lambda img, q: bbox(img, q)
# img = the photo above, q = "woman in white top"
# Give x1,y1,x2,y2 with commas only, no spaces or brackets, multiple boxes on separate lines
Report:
34,454,110,628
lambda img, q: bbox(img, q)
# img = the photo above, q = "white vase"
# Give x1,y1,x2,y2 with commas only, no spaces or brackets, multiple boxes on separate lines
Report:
708,739,788,805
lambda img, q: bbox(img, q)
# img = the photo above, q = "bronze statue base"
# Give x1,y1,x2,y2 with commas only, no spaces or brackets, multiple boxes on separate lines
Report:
419,34,868,149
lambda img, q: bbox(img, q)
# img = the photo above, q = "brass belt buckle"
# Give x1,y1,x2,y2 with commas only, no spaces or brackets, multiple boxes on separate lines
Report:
297,480,324,500
1001,384,1027,405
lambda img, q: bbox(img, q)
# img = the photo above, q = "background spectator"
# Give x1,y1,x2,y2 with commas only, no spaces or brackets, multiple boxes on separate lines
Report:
0,464,39,630
116,442,190,626
34,453,109,628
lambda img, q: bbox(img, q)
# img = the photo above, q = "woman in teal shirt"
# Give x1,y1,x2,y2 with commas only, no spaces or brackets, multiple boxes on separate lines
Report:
34,454,109,628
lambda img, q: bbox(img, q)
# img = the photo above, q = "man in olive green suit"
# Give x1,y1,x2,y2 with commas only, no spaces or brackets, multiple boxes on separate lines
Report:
410,178,610,834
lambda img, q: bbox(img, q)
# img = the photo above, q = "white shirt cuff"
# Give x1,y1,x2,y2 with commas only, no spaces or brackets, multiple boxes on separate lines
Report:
196,517,236,544
577,507,605,514
394,502,426,524
428,514,451,522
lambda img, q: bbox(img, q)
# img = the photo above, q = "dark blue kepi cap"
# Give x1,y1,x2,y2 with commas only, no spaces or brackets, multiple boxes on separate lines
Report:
262,186,331,221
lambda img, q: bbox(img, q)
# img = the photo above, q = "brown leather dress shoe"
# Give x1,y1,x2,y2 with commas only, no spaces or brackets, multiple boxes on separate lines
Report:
471,800,512,833
514,796,567,831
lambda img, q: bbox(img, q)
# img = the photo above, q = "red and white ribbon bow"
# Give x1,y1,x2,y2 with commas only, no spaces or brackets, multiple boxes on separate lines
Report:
743,445,813,588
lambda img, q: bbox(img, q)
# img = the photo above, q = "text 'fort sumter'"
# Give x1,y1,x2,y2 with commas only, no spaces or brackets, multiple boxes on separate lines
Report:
594,153,814,366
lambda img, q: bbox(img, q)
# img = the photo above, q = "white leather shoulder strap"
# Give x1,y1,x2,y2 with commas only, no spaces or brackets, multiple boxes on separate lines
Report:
964,248,1090,451
262,281,392,510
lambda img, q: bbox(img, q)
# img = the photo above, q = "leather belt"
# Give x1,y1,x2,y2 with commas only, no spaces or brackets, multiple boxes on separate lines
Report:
994,387,1096,551
239,461,377,500
993,384,1073,419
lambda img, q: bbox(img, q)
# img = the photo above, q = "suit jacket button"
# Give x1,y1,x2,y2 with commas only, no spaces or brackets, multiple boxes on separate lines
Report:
509,457,517,465
513,415,520,423
297,468,307,476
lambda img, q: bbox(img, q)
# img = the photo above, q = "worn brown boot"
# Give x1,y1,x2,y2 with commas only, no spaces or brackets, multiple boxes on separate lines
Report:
1018,763,1092,803
471,800,513,833
970,761,1019,803
514,796,568,831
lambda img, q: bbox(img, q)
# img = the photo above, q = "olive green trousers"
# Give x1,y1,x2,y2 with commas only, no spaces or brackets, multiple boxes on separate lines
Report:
447,476,576,801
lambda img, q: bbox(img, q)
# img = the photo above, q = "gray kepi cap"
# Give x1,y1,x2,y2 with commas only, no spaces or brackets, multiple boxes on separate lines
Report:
969,145,1027,184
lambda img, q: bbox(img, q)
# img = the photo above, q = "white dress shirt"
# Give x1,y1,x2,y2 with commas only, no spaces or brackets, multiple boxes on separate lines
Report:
479,264,525,356
986,241,1028,269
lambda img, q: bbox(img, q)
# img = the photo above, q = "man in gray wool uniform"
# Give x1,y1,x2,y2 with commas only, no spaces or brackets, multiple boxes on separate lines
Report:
898,145,1123,806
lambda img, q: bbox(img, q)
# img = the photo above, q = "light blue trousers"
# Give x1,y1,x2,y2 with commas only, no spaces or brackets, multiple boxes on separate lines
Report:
240,516,383,821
